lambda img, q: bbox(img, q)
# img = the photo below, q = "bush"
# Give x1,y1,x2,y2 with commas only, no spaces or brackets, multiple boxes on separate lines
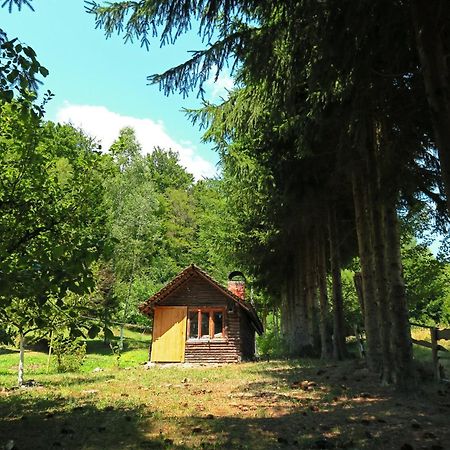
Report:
256,329,287,359
52,335,86,373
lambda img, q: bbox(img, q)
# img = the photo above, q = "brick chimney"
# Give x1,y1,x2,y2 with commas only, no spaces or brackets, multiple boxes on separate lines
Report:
227,271,246,299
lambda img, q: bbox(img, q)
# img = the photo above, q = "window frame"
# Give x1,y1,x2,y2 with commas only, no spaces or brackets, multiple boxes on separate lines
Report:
187,307,227,341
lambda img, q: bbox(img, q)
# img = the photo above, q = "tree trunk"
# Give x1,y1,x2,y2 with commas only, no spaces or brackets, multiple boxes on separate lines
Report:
273,306,279,337
411,0,450,215
280,281,291,350
46,330,54,374
297,247,315,356
384,199,415,391
328,205,347,360
316,226,332,359
261,307,268,332
371,198,393,384
352,169,382,372
305,239,320,355
353,272,365,320
282,257,307,357
18,333,24,387
118,324,125,351
368,124,394,384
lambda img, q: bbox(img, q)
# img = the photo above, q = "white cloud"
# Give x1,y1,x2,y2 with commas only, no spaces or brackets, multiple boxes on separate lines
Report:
56,103,217,180
204,71,234,101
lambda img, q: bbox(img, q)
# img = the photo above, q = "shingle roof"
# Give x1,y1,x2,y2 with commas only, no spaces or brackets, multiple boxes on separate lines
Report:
139,264,264,335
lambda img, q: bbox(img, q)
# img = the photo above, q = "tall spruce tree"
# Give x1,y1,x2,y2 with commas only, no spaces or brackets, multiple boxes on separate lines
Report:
88,0,449,390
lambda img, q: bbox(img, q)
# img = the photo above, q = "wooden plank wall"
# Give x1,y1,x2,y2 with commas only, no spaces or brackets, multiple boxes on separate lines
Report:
161,274,244,363
184,311,241,363
161,274,231,308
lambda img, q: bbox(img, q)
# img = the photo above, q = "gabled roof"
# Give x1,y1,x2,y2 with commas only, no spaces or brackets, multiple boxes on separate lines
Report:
139,264,264,335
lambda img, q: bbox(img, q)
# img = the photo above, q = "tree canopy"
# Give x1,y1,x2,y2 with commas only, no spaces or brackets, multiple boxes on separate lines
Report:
87,0,450,390
1,0,450,392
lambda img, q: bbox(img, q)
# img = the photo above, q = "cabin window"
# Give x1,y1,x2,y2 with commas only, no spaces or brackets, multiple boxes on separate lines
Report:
201,312,210,338
187,308,226,340
188,311,199,339
213,311,223,337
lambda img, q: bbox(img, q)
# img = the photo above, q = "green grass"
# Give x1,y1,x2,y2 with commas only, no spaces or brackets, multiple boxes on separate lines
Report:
1,329,450,449
0,328,150,381
411,326,450,378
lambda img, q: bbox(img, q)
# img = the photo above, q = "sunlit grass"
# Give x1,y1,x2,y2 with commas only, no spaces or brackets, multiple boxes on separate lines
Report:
0,328,150,386
1,329,449,449
411,326,450,376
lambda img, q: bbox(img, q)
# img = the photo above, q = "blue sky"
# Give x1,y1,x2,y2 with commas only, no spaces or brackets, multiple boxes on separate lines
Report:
2,0,233,178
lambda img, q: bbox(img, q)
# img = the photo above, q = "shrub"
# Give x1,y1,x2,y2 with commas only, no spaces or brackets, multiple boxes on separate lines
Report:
52,335,86,373
256,329,287,359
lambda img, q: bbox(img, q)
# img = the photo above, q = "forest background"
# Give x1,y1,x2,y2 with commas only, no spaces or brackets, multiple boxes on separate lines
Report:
1,0,450,392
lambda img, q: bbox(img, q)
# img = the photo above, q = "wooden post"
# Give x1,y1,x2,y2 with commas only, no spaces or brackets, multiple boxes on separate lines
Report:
431,327,440,381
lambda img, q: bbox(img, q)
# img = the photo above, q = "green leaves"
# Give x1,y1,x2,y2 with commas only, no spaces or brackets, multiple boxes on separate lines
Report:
6,68,19,83
402,238,450,325
1,28,49,115
1,89,14,102
39,66,49,77
0,103,110,339
88,324,101,339
103,327,115,341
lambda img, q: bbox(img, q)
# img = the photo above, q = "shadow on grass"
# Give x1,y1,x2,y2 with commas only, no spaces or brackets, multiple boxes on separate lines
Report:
2,359,449,449
0,394,187,450
0,347,19,355
160,366,450,450
42,373,116,388
2,335,150,358
85,337,149,355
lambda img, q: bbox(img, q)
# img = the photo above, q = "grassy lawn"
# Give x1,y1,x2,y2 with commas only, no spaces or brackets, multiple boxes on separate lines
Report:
1,329,450,449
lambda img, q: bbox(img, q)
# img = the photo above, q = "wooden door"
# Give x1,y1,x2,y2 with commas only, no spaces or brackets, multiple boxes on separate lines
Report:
151,307,187,362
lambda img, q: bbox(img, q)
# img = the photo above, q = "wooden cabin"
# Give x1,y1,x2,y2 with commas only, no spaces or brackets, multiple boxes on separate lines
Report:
139,264,264,363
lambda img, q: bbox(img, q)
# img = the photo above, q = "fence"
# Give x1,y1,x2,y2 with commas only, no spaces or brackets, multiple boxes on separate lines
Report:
410,322,450,382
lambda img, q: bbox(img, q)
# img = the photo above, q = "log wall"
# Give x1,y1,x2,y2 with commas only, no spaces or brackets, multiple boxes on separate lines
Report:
160,274,232,309
155,273,248,363
184,310,241,363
